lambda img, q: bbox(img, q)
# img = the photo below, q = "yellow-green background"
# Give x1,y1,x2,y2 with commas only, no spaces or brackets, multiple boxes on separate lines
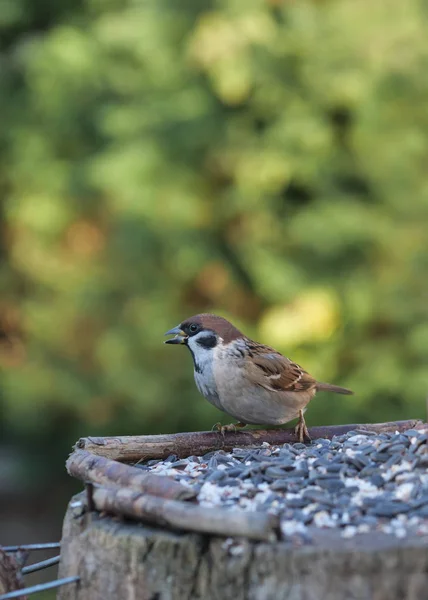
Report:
0,0,427,589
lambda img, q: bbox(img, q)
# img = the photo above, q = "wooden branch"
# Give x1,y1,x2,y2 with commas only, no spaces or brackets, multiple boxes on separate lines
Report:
66,449,195,501
75,419,426,462
91,486,278,542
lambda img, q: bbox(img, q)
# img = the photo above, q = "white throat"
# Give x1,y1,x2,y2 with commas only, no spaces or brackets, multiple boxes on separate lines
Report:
186,333,222,374
187,333,223,407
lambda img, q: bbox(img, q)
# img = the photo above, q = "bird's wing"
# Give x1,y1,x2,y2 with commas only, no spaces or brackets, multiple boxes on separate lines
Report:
245,341,316,393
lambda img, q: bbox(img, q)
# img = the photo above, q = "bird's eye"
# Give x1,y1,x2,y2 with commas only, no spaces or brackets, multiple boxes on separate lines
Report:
189,324,199,333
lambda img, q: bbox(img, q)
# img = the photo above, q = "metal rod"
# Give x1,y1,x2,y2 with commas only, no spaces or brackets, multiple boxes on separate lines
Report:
2,543,60,552
22,555,60,574
0,576,79,600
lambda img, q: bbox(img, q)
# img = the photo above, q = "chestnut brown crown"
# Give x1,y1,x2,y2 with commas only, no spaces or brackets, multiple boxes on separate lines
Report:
180,314,243,344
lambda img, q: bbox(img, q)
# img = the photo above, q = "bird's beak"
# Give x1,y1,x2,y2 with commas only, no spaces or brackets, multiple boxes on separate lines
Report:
164,325,187,344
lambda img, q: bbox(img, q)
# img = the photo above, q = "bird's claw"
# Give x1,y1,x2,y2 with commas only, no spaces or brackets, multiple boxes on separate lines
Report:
212,422,246,435
294,410,311,444
212,422,223,433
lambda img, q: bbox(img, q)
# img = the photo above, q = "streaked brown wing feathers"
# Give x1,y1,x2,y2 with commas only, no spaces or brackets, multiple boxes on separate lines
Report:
246,341,316,393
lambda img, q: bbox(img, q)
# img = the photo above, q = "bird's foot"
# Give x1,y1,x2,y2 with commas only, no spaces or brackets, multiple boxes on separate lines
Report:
212,422,247,435
294,410,311,444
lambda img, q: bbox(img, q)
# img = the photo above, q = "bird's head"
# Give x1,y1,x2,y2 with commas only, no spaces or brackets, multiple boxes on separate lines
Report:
164,313,242,355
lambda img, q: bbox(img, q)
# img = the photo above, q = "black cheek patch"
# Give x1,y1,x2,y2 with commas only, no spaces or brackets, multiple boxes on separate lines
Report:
196,334,217,349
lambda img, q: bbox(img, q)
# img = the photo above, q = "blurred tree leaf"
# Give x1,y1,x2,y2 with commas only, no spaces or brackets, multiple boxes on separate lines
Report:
0,0,427,475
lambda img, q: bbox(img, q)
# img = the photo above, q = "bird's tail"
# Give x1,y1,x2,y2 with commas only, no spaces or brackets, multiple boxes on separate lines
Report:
316,382,353,395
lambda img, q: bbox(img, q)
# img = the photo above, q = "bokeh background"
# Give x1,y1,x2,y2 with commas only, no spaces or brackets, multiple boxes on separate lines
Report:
1,0,427,584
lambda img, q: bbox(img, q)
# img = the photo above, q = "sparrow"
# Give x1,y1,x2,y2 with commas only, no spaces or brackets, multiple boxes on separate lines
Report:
165,313,353,442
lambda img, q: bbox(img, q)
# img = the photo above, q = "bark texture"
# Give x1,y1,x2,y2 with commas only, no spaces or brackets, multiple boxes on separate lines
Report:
91,486,277,541
76,420,425,462
67,449,194,500
0,550,24,597
58,493,428,600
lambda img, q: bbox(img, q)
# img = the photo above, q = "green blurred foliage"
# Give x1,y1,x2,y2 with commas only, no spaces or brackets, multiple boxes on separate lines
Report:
1,0,428,480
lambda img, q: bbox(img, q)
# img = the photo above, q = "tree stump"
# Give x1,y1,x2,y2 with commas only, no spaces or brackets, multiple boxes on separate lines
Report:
58,492,428,600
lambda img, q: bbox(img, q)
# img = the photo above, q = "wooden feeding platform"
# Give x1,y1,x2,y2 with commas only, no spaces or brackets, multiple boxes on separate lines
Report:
57,420,428,600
